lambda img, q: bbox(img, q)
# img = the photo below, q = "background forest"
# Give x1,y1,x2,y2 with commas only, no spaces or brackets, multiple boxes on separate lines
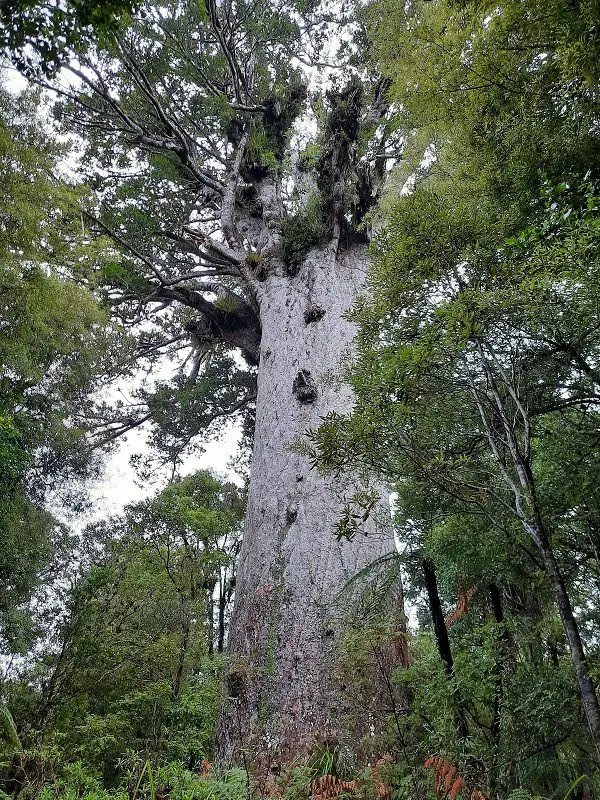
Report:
1,1,600,799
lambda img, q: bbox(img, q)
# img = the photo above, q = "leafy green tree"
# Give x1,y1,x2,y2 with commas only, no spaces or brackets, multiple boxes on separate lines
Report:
4,471,244,784
0,86,126,659
308,0,600,790
311,181,600,774
367,0,600,221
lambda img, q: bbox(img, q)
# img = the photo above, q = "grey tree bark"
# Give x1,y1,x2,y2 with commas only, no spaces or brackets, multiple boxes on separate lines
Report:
217,243,396,765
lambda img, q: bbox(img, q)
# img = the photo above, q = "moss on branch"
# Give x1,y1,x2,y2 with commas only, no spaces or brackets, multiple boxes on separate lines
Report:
241,84,307,181
280,194,330,273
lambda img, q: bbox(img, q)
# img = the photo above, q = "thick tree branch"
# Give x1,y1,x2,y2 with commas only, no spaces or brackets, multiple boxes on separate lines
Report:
65,62,225,195
153,285,261,364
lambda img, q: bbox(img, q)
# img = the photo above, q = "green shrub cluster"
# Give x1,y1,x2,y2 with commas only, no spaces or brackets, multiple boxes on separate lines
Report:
280,196,330,273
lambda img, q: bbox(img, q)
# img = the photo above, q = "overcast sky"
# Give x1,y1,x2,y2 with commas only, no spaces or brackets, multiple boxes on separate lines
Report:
75,420,242,529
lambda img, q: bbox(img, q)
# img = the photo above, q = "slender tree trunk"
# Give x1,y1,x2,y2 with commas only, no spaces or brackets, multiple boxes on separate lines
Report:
172,610,190,702
207,591,215,657
489,583,506,799
217,583,227,654
217,244,396,765
421,559,469,740
489,583,504,753
532,520,600,762
422,559,454,679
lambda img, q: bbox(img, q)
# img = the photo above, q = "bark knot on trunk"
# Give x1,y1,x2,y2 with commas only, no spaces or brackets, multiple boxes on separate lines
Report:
304,305,326,324
293,369,318,403
226,665,247,699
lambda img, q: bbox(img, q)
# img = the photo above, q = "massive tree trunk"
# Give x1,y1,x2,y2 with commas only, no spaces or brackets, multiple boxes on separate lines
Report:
217,244,395,765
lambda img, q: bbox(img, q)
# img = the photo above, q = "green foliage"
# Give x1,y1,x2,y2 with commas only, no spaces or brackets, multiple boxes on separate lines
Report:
140,350,256,474
0,0,135,74
244,126,280,179
36,761,128,800
4,0,600,794
280,195,330,272
310,187,600,790
296,144,320,174
307,0,600,795
149,764,247,800
8,756,248,800
0,87,126,657
3,471,243,786
369,0,600,217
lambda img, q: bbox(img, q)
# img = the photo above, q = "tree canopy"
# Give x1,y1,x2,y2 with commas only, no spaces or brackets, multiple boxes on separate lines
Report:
0,85,125,658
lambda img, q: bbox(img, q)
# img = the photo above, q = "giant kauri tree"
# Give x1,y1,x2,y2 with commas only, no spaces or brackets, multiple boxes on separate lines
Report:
28,0,402,764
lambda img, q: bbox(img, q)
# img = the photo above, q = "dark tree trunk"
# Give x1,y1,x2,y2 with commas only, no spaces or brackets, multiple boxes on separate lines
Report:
172,610,191,702
421,559,469,740
217,583,227,654
489,583,504,747
422,559,454,678
489,583,506,799
533,521,600,762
